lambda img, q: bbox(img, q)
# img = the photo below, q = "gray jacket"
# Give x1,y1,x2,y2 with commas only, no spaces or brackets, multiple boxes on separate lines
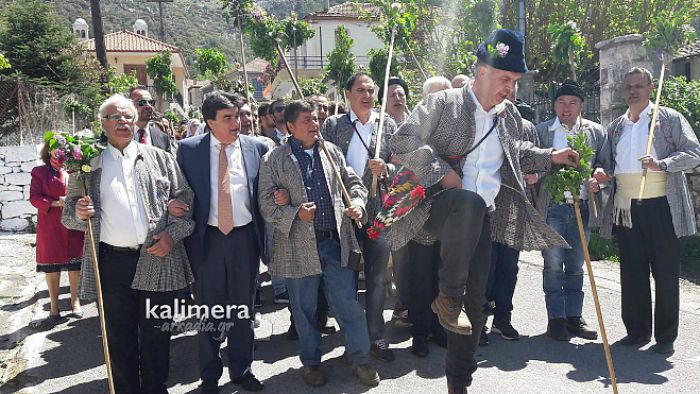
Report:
535,117,613,227
322,112,397,222
601,106,700,238
387,87,568,251
258,140,367,278
62,144,195,300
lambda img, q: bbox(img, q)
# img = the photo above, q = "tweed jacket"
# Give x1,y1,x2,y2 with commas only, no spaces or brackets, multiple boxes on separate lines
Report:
322,111,397,222
258,139,367,278
600,105,700,239
62,143,195,300
534,117,613,226
387,86,568,251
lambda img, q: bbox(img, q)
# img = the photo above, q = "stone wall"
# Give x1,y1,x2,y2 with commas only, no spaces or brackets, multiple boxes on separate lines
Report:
0,146,39,232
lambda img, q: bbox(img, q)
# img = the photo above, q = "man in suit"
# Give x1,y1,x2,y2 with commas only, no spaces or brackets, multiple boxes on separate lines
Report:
258,100,379,387
322,72,398,363
128,86,173,153
387,29,579,393
62,94,195,394
533,81,612,342
597,67,700,355
176,92,269,393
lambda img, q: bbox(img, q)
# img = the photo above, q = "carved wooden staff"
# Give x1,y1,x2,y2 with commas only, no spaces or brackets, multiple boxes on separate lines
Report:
572,199,618,394
370,23,397,198
637,56,666,202
274,38,362,229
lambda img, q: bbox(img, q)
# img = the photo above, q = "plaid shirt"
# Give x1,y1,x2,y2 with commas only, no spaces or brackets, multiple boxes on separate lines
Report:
289,138,336,231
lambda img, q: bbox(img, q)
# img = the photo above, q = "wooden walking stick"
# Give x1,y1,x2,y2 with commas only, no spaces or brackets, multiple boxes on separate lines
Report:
274,37,363,229
370,23,397,198
637,56,666,202
573,199,618,394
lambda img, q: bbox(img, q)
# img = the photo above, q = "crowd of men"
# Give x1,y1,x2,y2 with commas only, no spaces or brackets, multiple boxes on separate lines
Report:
59,28,700,394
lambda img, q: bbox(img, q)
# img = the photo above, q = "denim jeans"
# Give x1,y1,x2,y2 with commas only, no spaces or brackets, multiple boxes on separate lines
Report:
541,202,589,320
285,238,370,367
356,230,391,342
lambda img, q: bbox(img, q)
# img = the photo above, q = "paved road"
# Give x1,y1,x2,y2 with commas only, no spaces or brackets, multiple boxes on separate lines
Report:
1,232,700,393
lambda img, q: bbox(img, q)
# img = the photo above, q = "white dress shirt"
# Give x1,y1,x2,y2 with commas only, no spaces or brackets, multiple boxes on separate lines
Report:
99,141,149,247
274,128,289,141
461,89,505,210
616,101,659,174
207,135,252,228
347,109,379,177
550,117,587,200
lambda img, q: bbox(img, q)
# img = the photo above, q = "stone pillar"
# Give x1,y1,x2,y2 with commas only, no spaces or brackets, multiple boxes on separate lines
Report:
516,70,537,102
595,34,671,126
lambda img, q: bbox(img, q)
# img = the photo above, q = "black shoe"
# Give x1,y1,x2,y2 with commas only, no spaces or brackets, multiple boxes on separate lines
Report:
492,320,520,341
411,336,429,358
317,318,337,334
547,318,571,341
200,380,219,394
566,316,598,340
651,342,674,355
287,323,299,341
370,339,395,362
479,326,489,346
231,372,264,392
429,329,447,348
617,335,651,347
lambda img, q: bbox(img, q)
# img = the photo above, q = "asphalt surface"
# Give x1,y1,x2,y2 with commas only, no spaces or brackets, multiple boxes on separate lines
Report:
1,232,700,394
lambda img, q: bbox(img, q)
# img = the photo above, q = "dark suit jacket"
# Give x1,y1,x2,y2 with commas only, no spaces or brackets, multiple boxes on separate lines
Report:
177,133,269,267
148,123,173,153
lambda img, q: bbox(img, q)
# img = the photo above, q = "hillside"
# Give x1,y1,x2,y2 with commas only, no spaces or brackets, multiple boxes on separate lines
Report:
10,0,347,74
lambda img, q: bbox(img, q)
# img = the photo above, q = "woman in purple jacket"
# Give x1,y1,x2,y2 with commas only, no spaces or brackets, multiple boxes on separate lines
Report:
29,142,85,328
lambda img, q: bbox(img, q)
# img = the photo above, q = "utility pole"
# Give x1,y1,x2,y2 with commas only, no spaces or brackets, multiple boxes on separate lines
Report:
146,0,173,41
90,0,108,71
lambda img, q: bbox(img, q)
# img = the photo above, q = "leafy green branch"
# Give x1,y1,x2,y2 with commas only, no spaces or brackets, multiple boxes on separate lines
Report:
544,132,594,204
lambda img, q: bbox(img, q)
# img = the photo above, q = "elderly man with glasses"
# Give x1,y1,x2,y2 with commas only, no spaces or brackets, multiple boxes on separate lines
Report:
62,94,195,394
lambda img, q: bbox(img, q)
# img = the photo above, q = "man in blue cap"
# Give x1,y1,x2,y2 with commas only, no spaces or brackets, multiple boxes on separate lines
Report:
388,29,580,393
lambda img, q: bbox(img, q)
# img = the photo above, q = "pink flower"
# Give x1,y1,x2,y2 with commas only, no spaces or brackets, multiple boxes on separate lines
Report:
72,146,83,161
496,43,509,58
55,149,66,160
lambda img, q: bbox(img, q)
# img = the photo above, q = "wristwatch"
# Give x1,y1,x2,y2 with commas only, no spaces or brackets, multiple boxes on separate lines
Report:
659,161,668,171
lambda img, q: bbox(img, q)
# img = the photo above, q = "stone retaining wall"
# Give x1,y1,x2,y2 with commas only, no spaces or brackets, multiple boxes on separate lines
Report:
0,146,39,232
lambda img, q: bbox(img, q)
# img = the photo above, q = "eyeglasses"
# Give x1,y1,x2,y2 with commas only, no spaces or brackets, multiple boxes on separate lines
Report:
137,99,156,106
103,114,135,121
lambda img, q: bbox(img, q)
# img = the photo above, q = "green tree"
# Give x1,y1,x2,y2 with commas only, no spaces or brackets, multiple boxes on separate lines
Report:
146,51,178,111
547,21,588,82
368,48,399,90
659,76,700,138
0,53,10,71
0,0,94,91
325,26,356,93
195,48,233,91
300,78,328,98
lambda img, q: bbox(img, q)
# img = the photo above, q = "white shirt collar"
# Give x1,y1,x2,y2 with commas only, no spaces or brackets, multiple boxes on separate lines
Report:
468,88,502,117
624,101,654,124
210,133,241,149
549,117,581,132
349,108,378,126
106,140,138,160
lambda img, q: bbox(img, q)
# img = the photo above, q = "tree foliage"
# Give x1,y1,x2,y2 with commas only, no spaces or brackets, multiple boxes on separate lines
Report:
325,26,356,88
0,53,9,71
659,76,700,139
0,0,95,92
544,132,594,204
645,12,697,54
195,48,235,91
146,51,178,110
300,78,328,97
368,48,399,90
547,21,589,82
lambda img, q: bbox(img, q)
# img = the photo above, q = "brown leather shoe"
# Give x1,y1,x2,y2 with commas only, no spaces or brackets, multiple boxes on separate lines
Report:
353,363,380,387
448,384,468,394
431,293,472,335
301,366,326,387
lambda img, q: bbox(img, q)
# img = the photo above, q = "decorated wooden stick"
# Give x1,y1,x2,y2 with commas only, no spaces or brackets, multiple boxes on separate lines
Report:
637,56,666,202
370,24,397,198
274,38,362,228
573,199,618,394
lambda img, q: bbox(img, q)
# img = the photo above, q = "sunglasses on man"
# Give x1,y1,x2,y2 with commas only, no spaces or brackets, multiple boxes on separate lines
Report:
138,99,156,107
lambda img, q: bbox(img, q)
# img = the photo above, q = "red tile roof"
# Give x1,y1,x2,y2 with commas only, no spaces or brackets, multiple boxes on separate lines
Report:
81,30,181,53
307,1,382,19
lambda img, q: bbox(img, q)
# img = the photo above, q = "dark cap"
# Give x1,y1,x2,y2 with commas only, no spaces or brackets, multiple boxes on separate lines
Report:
476,29,528,74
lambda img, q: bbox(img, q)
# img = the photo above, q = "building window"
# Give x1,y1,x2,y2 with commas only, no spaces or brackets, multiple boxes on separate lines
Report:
81,30,86,39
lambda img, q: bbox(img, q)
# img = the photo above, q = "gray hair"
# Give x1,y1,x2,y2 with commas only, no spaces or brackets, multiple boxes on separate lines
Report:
623,67,653,85
422,76,452,98
99,94,138,119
